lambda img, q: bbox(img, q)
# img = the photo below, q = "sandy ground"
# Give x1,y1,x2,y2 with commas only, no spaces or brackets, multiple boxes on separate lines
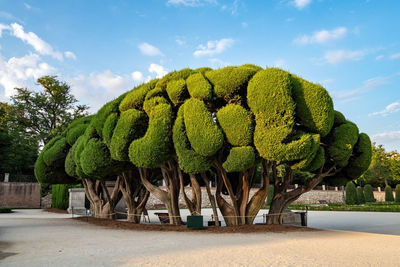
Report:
1,210,400,266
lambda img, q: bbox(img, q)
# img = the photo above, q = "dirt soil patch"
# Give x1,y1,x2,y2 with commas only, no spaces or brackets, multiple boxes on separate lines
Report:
44,208,68,214
73,216,318,233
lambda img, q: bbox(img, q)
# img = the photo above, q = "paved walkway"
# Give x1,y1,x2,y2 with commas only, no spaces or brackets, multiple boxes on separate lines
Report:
1,209,400,266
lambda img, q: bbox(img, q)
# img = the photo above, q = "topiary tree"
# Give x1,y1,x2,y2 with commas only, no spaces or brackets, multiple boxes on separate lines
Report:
356,186,365,204
395,184,400,203
385,185,394,202
364,184,376,202
345,182,357,205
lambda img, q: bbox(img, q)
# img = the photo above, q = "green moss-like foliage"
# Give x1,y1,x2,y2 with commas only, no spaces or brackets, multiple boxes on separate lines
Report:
52,184,80,210
143,96,169,115
92,93,127,136
155,68,193,90
333,110,346,126
290,76,334,137
186,72,213,100
43,138,69,166
356,187,365,204
166,79,187,106
395,184,400,203
222,146,256,173
184,98,224,157
240,64,263,71
173,106,212,173
80,138,116,179
216,104,253,146
66,124,88,146
290,134,320,171
119,80,158,112
248,68,315,161
129,103,173,168
364,184,376,202
205,66,258,99
327,122,359,167
73,136,88,178
102,113,119,147
110,109,147,161
65,140,79,178
385,185,394,202
344,133,372,179
345,181,357,205
193,67,212,74
305,146,325,172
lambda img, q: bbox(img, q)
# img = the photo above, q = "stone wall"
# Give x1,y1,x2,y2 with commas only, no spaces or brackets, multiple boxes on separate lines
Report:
40,194,52,208
0,182,41,208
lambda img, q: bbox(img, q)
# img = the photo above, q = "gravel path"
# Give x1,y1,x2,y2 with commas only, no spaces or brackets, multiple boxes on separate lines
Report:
1,209,400,266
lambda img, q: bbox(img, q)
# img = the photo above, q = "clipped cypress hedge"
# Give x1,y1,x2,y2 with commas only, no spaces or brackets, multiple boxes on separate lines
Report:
364,184,376,202
385,185,394,202
356,186,365,204
395,184,400,203
51,184,81,210
345,181,357,205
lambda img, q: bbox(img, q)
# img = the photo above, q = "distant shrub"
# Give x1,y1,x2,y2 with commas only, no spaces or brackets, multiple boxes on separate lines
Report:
385,185,394,202
395,184,400,203
364,184,376,202
345,181,357,205
52,184,81,210
356,187,365,204
0,207,12,213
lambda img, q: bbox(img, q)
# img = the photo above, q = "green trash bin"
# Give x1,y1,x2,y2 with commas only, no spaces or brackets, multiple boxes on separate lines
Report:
187,215,203,229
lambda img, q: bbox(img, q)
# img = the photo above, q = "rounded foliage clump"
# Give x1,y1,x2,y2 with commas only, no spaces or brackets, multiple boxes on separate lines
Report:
364,184,376,202
183,98,224,157
129,103,173,168
327,122,359,167
344,133,372,179
222,146,255,173
119,79,158,112
356,186,365,204
173,106,212,173
186,72,213,100
102,113,119,146
205,66,258,99
290,75,334,137
345,181,357,205
166,79,188,106
216,104,253,147
385,185,394,202
110,109,147,161
333,110,346,126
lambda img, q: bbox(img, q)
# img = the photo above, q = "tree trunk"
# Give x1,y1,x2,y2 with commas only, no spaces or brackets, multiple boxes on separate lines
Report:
120,170,150,223
201,173,220,226
178,170,202,216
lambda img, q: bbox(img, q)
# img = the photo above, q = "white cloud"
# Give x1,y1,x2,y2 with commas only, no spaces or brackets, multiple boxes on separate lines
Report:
372,131,400,144
376,55,384,61
369,102,400,117
24,3,32,9
10,23,63,60
324,49,366,64
138,42,163,56
131,71,144,82
331,76,390,103
0,24,10,37
149,63,168,78
0,53,55,97
294,27,347,45
293,0,312,9
64,51,76,60
166,0,216,7
390,53,400,60
241,22,248,28
194,38,234,57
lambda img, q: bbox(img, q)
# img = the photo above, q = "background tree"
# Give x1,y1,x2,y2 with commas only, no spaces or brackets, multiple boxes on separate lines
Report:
10,76,88,145
364,184,376,202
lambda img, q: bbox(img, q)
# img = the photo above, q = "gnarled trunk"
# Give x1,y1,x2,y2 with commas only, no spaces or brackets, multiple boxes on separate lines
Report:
120,170,150,223
178,170,202,216
138,161,182,225
200,173,220,226
82,177,122,219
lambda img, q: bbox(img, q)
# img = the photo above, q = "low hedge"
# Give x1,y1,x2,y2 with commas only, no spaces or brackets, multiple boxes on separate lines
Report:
51,184,82,210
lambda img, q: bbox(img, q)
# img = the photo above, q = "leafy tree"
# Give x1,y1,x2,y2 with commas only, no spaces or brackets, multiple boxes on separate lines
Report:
395,184,400,203
10,76,88,145
356,187,365,204
359,144,393,187
35,65,372,226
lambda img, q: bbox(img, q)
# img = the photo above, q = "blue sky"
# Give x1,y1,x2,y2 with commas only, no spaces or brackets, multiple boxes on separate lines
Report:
0,0,399,151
